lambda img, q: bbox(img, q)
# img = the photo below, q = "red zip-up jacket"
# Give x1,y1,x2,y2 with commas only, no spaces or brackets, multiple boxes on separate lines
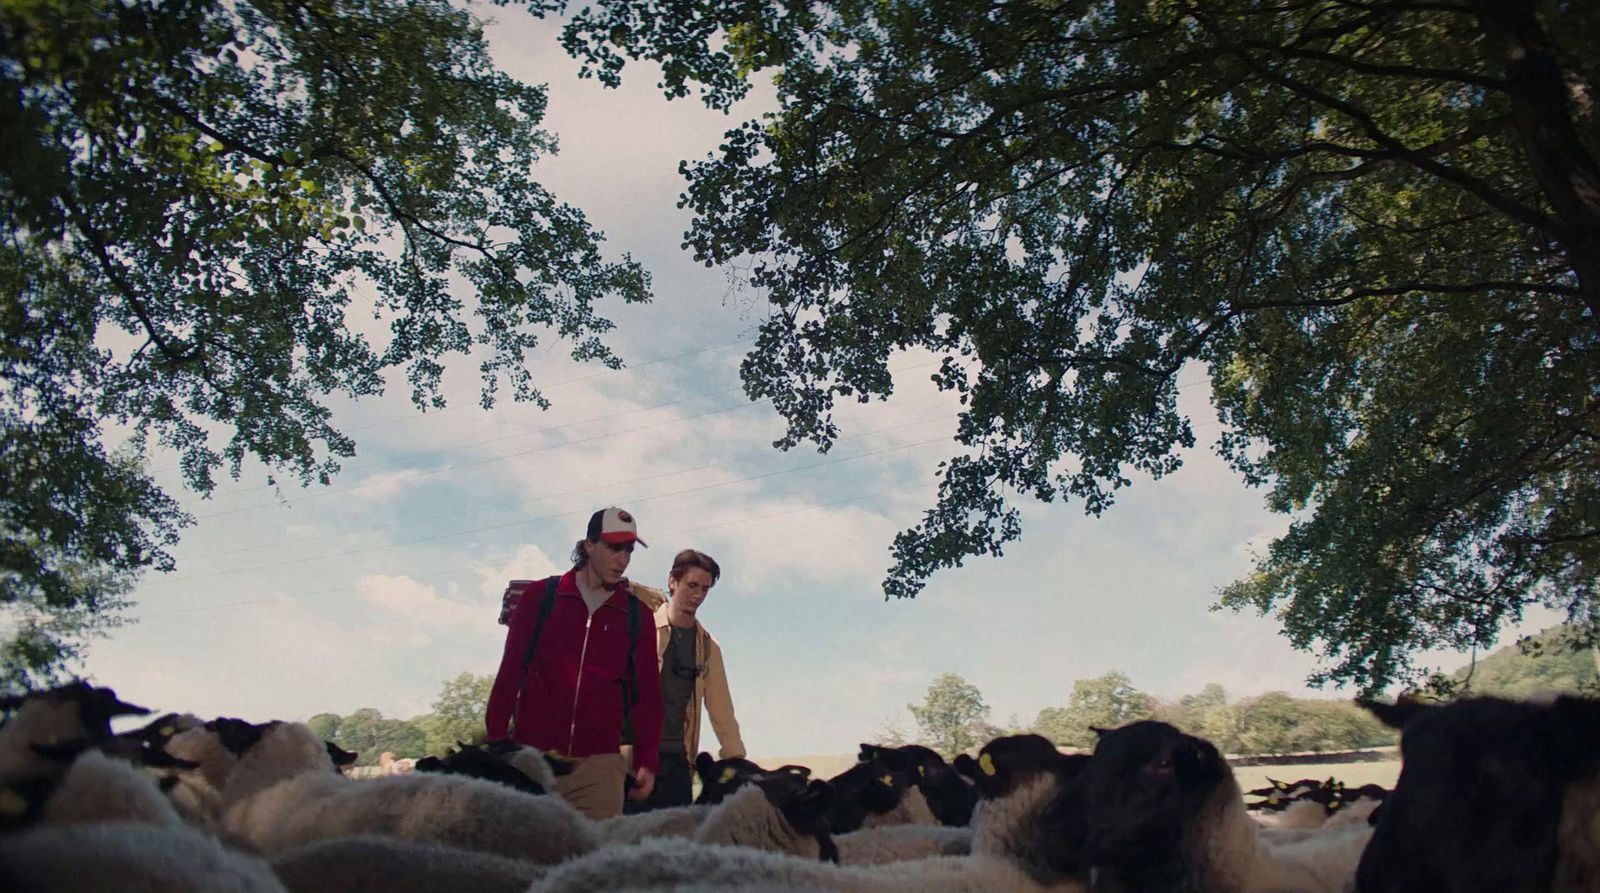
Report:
485,569,664,774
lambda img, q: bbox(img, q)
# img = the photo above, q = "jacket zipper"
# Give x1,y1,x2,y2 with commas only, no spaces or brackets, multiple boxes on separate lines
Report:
569,612,594,754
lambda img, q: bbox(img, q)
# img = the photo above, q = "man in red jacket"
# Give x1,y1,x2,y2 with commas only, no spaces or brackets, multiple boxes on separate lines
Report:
485,506,665,819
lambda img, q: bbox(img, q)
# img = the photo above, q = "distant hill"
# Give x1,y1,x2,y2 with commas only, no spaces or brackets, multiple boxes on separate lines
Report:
1451,625,1599,698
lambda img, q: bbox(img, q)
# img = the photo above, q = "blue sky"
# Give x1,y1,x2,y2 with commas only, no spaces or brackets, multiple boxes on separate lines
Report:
77,8,1547,759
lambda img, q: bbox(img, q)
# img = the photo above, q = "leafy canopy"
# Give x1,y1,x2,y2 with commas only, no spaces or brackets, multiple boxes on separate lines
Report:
550,0,1600,693
906,671,989,755
1,0,649,680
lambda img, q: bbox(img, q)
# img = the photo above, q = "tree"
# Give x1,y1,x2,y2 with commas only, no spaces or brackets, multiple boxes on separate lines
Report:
305,712,342,742
0,533,135,694
330,707,428,765
419,671,493,755
906,672,989,756
2,0,649,661
1451,623,1600,698
1034,671,1155,749
549,0,1600,694
1169,683,1241,754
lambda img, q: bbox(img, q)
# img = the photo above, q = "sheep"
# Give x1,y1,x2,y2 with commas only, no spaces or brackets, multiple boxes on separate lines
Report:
524,836,1089,893
692,772,838,861
827,753,936,832
955,733,1089,885
269,834,549,893
693,752,772,805
0,820,288,893
1354,694,1600,893
5,748,186,829
0,681,149,780
860,743,976,827
833,823,972,865
1076,720,1369,893
221,720,600,863
166,723,241,791
597,800,712,845
525,732,1095,893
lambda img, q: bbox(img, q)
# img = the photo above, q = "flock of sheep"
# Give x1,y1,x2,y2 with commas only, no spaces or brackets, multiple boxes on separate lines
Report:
1,680,1596,892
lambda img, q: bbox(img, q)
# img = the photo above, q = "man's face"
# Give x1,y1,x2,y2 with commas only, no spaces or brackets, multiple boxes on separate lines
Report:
670,567,714,616
587,538,634,586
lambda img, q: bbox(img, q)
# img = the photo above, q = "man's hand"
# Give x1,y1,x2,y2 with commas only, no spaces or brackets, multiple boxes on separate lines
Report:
627,765,656,801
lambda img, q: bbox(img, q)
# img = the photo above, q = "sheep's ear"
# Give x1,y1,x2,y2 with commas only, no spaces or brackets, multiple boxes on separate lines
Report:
1357,695,1433,730
781,778,835,832
694,752,716,779
858,743,880,762
324,741,358,767
775,764,812,779
1089,725,1112,738
952,753,979,781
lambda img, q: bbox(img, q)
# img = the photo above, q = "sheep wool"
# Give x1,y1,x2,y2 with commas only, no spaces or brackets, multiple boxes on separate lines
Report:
39,749,184,828
527,837,1089,893
166,725,240,791
835,824,972,865
859,787,939,830
598,803,712,845
693,782,825,859
225,760,599,863
0,821,287,893
221,722,335,806
270,834,550,893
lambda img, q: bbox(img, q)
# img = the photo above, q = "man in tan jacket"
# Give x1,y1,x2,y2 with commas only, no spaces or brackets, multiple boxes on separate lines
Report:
624,548,746,812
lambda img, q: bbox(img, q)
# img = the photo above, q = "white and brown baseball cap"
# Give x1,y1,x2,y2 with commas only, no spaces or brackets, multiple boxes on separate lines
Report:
587,506,647,547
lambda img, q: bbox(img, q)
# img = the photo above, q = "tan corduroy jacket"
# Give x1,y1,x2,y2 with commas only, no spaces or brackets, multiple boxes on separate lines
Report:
650,601,746,760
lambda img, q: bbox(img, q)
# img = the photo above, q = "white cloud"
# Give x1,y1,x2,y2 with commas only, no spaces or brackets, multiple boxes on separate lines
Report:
356,574,477,629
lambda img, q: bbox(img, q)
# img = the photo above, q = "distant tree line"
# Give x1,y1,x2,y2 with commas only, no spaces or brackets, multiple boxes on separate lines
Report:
306,672,490,766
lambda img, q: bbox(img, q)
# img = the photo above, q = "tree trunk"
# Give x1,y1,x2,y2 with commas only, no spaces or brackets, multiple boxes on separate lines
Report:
1475,0,1600,320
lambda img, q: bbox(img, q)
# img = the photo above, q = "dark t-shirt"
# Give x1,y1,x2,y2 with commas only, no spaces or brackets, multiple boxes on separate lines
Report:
659,624,698,753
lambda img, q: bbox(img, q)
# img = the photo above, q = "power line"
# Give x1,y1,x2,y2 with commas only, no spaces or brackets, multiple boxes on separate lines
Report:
143,434,959,587
147,334,756,475
176,411,960,562
131,481,934,621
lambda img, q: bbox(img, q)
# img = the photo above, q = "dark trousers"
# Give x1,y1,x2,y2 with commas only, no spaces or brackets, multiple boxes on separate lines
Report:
624,750,693,813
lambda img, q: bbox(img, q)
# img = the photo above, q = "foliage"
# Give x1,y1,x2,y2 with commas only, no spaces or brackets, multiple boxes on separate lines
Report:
549,0,1600,694
420,671,493,754
1448,623,1600,698
305,711,342,741
0,533,134,694
906,671,989,756
1033,671,1155,749
330,706,427,765
2,0,649,675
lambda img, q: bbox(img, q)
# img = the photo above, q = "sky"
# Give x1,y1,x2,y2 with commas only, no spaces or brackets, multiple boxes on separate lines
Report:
75,7,1556,759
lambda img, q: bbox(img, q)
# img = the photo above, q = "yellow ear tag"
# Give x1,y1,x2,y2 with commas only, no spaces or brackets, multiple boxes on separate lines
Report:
0,787,25,817
718,768,736,784
160,725,176,737
879,774,893,787
918,766,926,777
978,753,996,776
1275,781,1288,790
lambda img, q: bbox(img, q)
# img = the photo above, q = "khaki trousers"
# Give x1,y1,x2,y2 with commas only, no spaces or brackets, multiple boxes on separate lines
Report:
554,752,627,820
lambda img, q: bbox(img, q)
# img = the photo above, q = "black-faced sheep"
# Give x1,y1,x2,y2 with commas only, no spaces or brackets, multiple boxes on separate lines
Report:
1355,694,1600,893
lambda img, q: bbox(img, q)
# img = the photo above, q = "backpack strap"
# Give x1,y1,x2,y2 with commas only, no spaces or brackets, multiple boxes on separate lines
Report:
619,593,642,745
509,576,560,736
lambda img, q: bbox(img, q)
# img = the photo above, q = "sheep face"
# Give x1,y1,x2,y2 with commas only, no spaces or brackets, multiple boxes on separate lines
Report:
863,743,975,827
1355,695,1600,893
752,772,837,862
694,753,767,805
206,717,278,757
1079,721,1228,866
957,734,1076,802
824,756,907,832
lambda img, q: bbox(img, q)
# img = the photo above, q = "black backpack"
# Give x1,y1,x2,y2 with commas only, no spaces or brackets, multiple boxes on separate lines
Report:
502,576,643,744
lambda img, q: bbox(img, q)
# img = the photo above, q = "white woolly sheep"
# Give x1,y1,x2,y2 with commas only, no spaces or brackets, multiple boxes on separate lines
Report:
597,802,713,845
523,836,1088,893
222,721,599,863
0,681,148,781
834,823,971,865
691,774,837,861
270,834,549,893
0,821,287,893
